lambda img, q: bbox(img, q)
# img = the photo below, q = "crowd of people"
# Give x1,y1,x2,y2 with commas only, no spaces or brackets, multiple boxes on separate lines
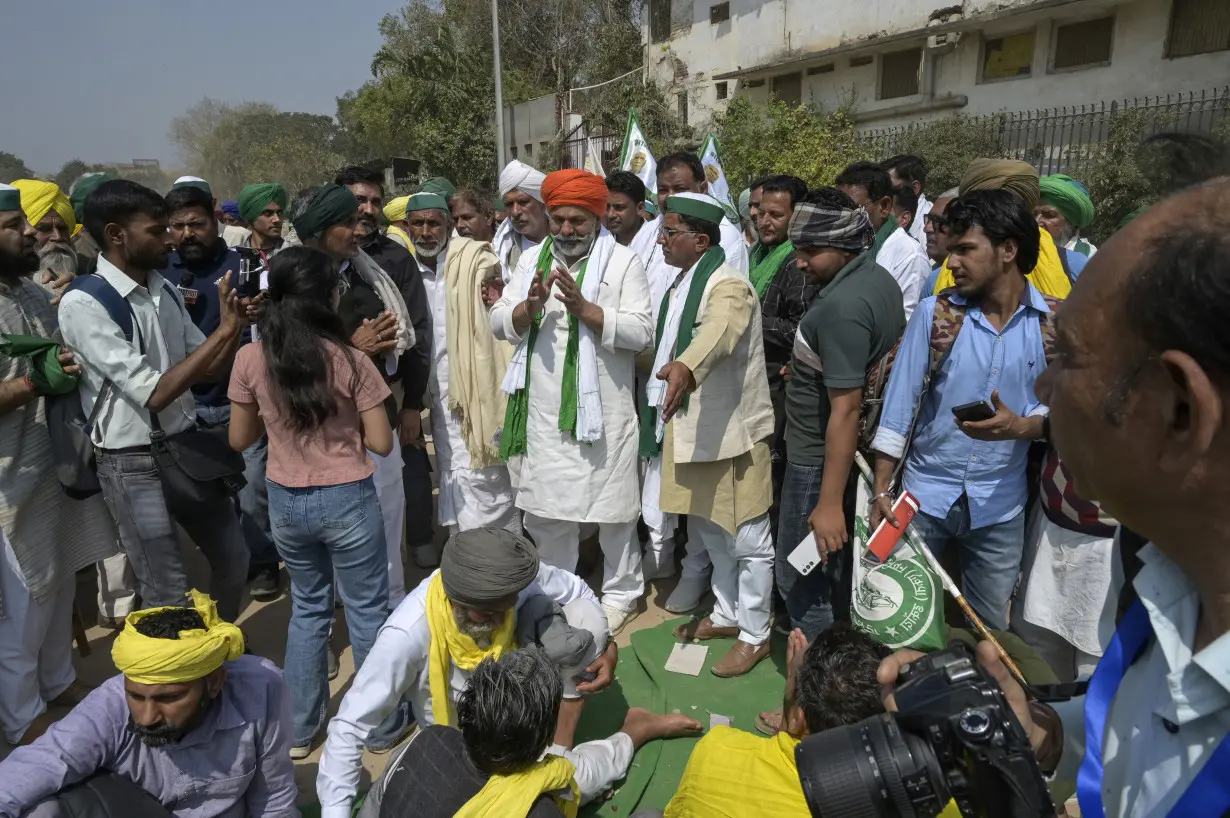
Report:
0,136,1225,818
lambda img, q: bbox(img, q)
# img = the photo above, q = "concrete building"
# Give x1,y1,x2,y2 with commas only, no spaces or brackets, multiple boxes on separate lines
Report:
502,94,583,168
643,0,1230,129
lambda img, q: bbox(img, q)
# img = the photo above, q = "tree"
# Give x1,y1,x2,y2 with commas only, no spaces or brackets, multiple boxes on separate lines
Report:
0,152,33,184
54,159,111,191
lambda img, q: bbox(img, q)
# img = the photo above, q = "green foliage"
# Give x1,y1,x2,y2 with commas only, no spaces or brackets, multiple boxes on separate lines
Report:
0,151,33,184
714,97,870,190
1072,109,1155,245
862,113,1011,197
171,100,349,199
54,159,112,192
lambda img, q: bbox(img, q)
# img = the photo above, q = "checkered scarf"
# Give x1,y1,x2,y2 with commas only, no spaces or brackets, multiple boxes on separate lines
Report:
788,203,873,252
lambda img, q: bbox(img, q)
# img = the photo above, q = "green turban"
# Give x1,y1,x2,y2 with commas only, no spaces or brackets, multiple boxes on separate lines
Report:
1039,174,1094,229
293,184,359,241
420,176,456,200
960,159,1041,211
238,183,288,224
69,173,114,224
1118,203,1151,230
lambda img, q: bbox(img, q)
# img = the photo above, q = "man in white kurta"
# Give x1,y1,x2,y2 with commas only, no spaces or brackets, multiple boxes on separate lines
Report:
316,528,616,818
492,160,550,284
491,170,654,633
401,193,520,534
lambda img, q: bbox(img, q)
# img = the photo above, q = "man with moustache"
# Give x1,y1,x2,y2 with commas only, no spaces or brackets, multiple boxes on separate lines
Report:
403,193,519,537
59,180,253,623
10,180,78,302
0,184,116,748
920,187,959,296
0,592,297,817
493,160,550,285
334,167,434,574
160,184,281,602
449,188,497,244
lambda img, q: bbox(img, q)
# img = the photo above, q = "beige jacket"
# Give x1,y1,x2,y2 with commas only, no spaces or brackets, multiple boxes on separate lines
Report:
669,263,775,465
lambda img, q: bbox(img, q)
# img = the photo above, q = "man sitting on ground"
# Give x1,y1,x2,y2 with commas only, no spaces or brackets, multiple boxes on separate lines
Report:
317,528,619,818
366,649,701,817
0,592,297,818
663,625,889,817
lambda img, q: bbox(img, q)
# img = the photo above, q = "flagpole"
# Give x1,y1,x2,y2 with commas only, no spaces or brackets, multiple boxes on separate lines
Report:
492,0,506,171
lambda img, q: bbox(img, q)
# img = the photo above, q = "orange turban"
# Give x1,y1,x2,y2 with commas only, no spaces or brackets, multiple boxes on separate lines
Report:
542,169,608,220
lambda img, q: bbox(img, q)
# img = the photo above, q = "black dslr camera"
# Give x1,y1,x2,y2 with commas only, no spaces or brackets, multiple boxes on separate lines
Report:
795,643,1054,818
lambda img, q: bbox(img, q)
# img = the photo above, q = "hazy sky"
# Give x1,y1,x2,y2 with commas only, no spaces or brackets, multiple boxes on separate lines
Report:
0,0,400,174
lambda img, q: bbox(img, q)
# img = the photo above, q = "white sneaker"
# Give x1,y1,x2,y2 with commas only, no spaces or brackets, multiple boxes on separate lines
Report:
413,542,442,569
664,573,709,614
602,604,639,636
643,548,677,581
290,743,313,760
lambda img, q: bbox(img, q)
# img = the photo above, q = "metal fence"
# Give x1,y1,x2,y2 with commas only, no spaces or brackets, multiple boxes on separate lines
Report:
859,87,1230,178
559,125,625,174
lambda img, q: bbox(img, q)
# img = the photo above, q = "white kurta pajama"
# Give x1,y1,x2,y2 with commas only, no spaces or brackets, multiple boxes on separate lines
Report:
417,247,519,534
491,238,654,612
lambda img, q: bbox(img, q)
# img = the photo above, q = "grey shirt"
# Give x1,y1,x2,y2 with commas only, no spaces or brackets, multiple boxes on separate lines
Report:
0,655,298,818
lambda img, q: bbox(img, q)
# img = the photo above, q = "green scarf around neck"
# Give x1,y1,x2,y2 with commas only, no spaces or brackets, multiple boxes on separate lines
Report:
748,240,794,301
637,246,726,458
499,238,589,461
871,218,897,257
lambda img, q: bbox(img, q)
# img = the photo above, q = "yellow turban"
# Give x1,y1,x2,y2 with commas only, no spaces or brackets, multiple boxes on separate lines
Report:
384,195,411,224
11,179,78,237
112,590,245,685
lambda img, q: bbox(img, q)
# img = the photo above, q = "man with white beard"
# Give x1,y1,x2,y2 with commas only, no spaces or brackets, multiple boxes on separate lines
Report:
491,170,654,635
491,160,550,286
402,193,520,535
10,180,78,301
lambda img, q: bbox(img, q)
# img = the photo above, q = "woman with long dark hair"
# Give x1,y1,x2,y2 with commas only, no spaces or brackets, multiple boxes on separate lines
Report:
228,245,393,756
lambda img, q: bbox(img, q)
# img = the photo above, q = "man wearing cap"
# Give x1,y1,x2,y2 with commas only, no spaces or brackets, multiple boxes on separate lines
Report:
10,180,79,300
641,192,775,678
68,173,112,276
491,169,654,633
0,184,117,749
1037,173,1097,264
493,160,550,285
334,166,434,576
0,591,298,818
402,192,519,546
288,183,421,603
317,527,618,818
382,195,413,251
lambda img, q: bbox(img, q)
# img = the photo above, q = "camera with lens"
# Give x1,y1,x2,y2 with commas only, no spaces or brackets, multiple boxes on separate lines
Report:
795,642,1054,818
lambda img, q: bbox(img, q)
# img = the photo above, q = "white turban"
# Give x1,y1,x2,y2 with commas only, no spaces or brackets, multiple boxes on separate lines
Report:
498,160,545,203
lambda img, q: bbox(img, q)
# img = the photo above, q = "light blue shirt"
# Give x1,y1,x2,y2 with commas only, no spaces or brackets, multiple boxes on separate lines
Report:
923,263,942,297
1064,247,1089,281
871,283,1050,529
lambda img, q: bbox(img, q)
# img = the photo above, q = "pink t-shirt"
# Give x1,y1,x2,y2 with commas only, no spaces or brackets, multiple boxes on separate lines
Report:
228,341,391,488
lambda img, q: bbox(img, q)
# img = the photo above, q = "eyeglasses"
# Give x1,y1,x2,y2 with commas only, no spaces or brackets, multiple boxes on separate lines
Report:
924,214,949,231
658,226,702,240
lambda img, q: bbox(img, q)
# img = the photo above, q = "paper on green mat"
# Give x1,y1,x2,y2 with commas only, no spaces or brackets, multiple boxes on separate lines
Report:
586,618,788,815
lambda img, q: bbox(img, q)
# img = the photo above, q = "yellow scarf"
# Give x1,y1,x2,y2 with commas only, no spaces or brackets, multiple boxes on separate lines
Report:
112,590,245,684
932,225,1071,299
456,756,580,818
426,573,518,725
665,727,964,818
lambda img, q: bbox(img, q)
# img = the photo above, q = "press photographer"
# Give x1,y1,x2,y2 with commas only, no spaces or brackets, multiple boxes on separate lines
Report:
879,178,1230,818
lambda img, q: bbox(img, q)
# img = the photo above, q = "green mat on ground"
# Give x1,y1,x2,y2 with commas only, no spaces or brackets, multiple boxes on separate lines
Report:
581,619,787,817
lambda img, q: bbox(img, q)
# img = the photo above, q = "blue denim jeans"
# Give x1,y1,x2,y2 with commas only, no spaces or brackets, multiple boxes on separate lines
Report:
910,494,1025,632
268,477,390,747
195,403,278,568
775,460,846,642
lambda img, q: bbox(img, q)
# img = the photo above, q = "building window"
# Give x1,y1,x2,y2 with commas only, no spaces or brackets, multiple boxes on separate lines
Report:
1167,0,1230,58
677,91,689,123
524,143,533,158
982,30,1036,81
650,0,671,44
744,78,765,88
850,55,873,67
771,72,803,105
879,47,922,99
1052,16,1114,71
540,141,549,155
807,63,835,75
715,81,729,100
510,146,518,159
710,2,729,24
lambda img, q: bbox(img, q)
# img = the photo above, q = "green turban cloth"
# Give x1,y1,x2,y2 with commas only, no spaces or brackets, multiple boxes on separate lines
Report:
960,159,1041,211
238,183,288,224
420,176,456,200
1119,204,1151,230
1039,174,1094,229
0,335,79,396
69,173,113,223
294,184,359,241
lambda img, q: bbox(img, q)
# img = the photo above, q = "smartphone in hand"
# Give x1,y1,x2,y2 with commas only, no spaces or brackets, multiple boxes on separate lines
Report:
951,399,996,423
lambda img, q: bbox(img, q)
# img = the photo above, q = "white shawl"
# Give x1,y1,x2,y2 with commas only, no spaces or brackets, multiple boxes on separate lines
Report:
645,257,698,444
351,250,414,359
500,228,615,443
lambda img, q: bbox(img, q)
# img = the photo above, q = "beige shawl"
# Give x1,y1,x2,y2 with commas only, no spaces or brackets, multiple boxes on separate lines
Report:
445,237,514,468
